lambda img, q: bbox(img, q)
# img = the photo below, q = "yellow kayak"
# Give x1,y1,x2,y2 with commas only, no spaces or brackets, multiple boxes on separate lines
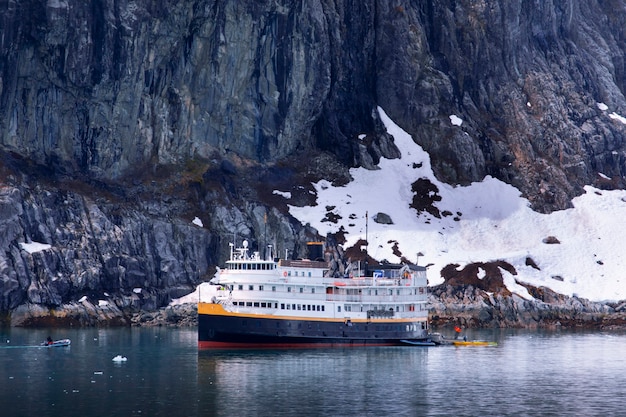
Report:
452,340,498,346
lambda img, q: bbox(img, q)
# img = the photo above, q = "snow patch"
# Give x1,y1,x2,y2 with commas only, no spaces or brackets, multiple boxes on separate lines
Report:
19,242,51,253
288,106,626,302
449,115,463,126
273,190,292,199
609,112,626,125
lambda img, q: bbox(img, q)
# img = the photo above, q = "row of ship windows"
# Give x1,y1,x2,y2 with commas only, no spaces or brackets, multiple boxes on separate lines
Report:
341,304,425,312
233,300,423,313
229,264,312,277
233,301,325,311
237,284,315,293
230,263,277,270
235,284,426,295
240,321,427,332
286,271,312,277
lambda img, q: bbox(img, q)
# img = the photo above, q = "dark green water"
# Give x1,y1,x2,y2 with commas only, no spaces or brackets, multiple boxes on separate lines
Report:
1,327,625,416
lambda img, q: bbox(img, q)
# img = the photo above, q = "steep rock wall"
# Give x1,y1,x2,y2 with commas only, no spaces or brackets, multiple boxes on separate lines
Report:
374,1,626,210
1,0,626,323
0,0,339,177
0,178,214,322
2,1,626,208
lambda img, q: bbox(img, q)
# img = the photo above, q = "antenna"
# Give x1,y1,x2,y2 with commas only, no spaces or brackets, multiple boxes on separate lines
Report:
365,211,369,277
263,212,267,260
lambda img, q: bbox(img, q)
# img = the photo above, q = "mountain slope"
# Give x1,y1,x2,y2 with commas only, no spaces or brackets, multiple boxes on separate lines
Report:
291,107,626,302
0,1,626,322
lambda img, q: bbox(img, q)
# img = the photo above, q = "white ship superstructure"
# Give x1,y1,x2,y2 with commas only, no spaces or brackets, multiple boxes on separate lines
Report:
198,240,430,348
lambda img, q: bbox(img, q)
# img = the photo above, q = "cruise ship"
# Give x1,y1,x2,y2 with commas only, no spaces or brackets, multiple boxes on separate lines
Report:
198,240,430,348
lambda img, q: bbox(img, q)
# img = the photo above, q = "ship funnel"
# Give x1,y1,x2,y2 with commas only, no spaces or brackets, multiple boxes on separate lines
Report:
307,242,324,261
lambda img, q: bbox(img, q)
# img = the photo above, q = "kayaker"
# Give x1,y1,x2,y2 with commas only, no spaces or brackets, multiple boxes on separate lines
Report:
46,336,53,345
454,326,462,340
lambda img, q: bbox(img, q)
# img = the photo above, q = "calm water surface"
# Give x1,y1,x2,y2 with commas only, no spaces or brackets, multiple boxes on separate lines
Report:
0,327,624,416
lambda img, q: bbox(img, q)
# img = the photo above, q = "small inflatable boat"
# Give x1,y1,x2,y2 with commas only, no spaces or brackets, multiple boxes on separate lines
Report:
40,338,71,347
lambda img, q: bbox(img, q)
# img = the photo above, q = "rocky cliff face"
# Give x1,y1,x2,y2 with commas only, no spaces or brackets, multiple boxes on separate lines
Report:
0,0,355,176
1,0,625,324
4,0,623,205
0,175,212,325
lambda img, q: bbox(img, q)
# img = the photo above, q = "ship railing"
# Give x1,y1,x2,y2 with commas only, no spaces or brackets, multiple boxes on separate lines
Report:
342,311,429,320
325,294,428,303
393,311,430,319
324,278,427,287
278,259,329,269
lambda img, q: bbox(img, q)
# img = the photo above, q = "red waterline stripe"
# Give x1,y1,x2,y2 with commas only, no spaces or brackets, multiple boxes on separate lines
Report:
198,341,397,349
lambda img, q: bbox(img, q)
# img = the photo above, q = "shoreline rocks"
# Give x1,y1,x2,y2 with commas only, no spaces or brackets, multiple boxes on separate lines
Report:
5,283,626,330
8,301,130,327
429,284,626,330
129,304,197,327
3,299,198,328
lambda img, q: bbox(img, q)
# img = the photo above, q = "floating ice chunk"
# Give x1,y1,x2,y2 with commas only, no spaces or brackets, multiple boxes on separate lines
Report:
192,217,203,227
98,300,109,307
78,296,87,303
133,288,142,294
597,102,608,111
112,355,127,362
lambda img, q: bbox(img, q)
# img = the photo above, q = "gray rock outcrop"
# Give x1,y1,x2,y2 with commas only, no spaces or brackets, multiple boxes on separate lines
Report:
0,180,214,324
429,284,626,330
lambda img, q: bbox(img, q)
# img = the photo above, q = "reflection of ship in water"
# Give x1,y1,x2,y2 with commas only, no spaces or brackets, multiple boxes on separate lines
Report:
198,239,430,348
197,348,430,415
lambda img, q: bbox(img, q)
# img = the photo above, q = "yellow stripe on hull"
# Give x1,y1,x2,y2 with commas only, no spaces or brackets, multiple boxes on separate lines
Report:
197,302,427,324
